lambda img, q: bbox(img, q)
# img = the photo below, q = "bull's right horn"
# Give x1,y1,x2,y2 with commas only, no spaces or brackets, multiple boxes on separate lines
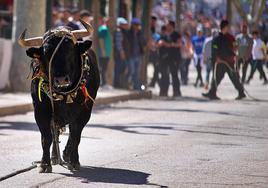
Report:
18,29,43,47
72,19,94,39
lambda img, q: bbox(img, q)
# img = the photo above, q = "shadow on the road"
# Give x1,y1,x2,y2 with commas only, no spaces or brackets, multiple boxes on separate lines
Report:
153,95,210,103
0,121,39,131
111,106,247,118
87,123,175,136
0,121,99,139
60,166,167,187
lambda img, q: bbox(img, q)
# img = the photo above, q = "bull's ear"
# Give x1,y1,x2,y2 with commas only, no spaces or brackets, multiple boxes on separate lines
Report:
76,40,92,54
26,47,42,59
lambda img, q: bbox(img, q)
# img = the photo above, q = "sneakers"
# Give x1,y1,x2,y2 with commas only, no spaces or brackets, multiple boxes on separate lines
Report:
202,92,220,100
235,92,246,100
263,80,268,85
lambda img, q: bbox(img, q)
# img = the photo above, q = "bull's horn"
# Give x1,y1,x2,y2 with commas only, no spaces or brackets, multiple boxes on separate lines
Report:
72,19,94,39
18,29,43,47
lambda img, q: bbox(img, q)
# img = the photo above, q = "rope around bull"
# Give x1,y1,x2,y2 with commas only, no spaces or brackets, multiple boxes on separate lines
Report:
32,36,68,169
48,36,65,165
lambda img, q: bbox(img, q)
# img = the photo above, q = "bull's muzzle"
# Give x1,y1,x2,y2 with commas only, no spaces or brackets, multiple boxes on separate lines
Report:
54,76,72,88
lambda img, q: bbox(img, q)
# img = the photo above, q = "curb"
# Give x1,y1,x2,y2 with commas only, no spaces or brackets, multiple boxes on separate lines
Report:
0,90,152,117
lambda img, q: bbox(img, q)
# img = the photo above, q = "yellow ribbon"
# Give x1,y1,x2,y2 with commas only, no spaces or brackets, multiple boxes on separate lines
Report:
38,78,44,102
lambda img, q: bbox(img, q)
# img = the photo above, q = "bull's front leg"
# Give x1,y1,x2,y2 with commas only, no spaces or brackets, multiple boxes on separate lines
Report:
39,134,52,173
66,126,83,171
51,124,61,165
65,108,91,171
33,101,53,173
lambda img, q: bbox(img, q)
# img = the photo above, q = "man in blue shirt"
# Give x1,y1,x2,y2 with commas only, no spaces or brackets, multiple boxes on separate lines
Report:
192,26,206,87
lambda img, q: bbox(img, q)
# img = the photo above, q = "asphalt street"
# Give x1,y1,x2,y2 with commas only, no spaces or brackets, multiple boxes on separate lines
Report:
0,75,268,187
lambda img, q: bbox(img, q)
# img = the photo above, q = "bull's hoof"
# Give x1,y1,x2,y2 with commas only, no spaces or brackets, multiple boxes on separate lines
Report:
67,163,80,171
63,152,70,163
38,164,52,173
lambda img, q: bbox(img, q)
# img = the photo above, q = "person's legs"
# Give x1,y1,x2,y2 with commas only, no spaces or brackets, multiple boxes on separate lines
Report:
99,57,105,86
195,58,204,86
226,65,245,98
169,60,181,97
241,59,249,84
203,63,226,99
180,58,187,85
113,58,122,88
205,60,212,90
149,52,159,87
247,60,258,84
159,61,169,96
256,60,268,83
133,56,141,90
184,58,191,85
101,57,109,85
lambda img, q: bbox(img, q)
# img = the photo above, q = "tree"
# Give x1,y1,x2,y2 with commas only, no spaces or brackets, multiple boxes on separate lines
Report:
106,0,117,85
92,0,100,52
232,0,266,29
140,0,153,85
10,0,46,92
226,0,232,23
176,0,182,32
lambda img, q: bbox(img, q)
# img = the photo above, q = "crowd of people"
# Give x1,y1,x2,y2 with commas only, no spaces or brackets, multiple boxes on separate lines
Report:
149,16,268,99
51,8,147,90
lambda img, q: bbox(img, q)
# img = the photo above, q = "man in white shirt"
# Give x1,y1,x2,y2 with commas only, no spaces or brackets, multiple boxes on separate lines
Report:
236,23,253,84
247,30,267,84
203,28,218,89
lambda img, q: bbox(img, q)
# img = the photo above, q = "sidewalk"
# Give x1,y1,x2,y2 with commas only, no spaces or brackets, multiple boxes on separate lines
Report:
0,87,152,117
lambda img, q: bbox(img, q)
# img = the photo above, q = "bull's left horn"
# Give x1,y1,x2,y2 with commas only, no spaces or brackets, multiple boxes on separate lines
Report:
18,29,43,47
72,19,94,39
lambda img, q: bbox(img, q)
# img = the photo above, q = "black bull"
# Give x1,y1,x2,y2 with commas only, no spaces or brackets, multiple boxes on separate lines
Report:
19,24,100,173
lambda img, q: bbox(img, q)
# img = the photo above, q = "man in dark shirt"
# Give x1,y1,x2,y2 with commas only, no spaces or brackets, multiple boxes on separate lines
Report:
158,20,182,97
128,18,146,90
202,20,246,100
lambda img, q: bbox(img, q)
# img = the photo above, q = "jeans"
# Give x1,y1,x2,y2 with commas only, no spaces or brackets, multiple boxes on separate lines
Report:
180,58,191,85
114,57,125,88
237,58,251,83
99,57,109,86
205,59,212,84
129,56,142,90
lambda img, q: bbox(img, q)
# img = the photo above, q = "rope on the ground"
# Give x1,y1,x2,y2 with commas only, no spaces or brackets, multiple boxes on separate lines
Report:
0,165,37,182
213,59,268,102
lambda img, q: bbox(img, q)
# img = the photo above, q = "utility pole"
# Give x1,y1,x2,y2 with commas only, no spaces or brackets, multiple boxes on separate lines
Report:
106,0,117,85
46,0,53,30
176,0,181,32
10,0,46,92
92,0,100,53
226,0,232,24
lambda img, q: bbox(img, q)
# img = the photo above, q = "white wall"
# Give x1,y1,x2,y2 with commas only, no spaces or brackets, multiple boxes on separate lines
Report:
0,38,12,90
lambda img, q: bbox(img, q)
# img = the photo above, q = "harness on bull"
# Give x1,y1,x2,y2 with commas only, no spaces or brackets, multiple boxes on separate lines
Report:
18,20,95,168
